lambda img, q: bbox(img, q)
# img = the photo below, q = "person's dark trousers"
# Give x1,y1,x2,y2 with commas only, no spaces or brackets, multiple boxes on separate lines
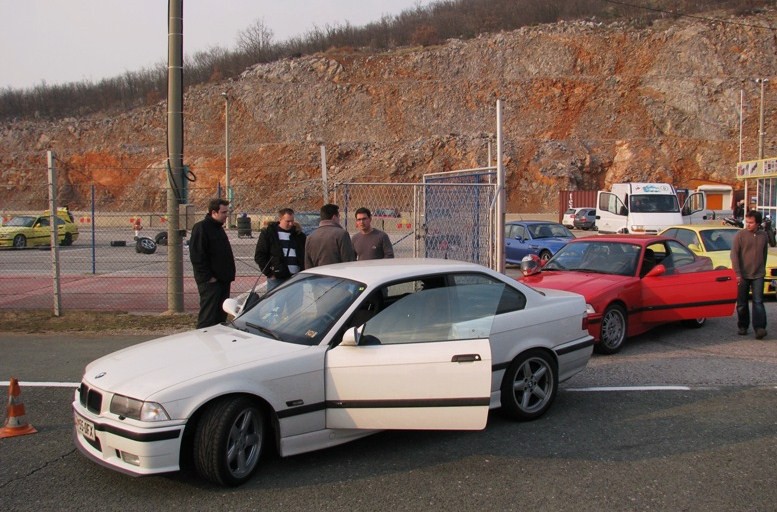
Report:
196,280,231,328
736,277,766,330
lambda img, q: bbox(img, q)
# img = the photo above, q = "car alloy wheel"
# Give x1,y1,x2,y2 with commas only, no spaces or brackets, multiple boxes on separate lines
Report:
194,397,264,486
682,317,706,328
539,250,552,263
596,304,627,354
13,234,27,248
500,349,557,421
135,237,157,254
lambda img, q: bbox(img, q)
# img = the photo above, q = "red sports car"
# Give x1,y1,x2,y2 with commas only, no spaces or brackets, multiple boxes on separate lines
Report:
518,235,737,354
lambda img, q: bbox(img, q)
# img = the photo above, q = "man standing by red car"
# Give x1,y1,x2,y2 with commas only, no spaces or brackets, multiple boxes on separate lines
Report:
731,210,769,339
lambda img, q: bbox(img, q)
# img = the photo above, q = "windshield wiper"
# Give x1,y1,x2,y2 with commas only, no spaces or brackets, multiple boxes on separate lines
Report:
246,322,280,340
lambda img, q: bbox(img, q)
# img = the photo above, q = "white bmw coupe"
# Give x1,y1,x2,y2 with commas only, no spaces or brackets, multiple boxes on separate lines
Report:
74,259,592,486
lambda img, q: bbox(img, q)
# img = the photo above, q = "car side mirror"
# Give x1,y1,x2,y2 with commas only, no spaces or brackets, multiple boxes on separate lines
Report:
222,297,241,317
644,264,666,278
687,243,700,252
341,326,361,346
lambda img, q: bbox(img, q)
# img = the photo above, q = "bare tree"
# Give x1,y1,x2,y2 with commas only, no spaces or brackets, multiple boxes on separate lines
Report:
237,18,275,60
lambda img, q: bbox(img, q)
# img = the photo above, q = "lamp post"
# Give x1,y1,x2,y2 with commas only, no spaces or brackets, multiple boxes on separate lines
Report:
221,91,231,228
756,78,769,160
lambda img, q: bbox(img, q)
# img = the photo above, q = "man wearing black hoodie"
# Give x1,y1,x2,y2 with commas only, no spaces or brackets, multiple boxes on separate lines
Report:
189,198,236,328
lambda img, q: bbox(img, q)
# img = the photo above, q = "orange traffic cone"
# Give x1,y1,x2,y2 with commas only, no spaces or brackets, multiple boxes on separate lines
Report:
0,378,37,438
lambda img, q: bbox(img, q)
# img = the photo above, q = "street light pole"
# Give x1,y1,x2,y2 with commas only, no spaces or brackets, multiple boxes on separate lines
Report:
221,91,231,228
756,78,769,160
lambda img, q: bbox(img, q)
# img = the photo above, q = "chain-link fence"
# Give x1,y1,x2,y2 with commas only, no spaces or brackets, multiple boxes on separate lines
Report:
1,168,498,313
334,167,498,266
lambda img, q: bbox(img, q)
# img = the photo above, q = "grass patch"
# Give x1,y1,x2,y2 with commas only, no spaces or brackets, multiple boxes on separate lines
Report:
0,310,197,334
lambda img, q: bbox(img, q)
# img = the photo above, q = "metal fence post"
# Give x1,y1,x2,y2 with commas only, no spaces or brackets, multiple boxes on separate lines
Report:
47,151,62,316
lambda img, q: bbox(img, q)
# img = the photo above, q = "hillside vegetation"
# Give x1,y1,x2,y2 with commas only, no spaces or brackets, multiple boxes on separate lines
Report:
1,0,775,213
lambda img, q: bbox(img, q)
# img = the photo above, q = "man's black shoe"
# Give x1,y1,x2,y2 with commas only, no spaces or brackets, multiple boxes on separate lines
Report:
738,328,748,335
755,328,767,340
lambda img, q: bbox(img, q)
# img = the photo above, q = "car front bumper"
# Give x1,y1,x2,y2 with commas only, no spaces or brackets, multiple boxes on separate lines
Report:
72,399,184,476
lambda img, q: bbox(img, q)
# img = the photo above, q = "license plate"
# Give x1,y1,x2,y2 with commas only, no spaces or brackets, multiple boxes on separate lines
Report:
75,413,95,441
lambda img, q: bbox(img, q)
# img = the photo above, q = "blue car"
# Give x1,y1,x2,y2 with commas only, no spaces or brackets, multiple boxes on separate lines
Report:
505,221,575,264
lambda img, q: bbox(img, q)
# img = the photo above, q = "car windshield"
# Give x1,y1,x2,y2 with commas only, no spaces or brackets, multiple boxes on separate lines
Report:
699,229,736,251
528,223,573,239
295,212,320,234
233,274,364,346
629,194,679,213
544,241,641,276
6,216,36,227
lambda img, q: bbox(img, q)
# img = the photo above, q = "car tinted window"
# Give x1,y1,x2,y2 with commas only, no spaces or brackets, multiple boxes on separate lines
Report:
451,273,526,313
361,275,501,344
700,229,735,251
666,239,696,267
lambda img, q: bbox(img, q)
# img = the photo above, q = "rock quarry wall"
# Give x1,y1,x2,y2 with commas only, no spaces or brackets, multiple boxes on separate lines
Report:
1,9,775,213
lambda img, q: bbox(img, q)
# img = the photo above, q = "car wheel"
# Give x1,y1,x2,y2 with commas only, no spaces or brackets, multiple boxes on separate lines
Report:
539,250,552,263
595,304,627,355
193,397,265,486
13,234,27,248
135,237,157,254
61,233,73,246
682,317,706,328
500,349,557,421
154,231,168,245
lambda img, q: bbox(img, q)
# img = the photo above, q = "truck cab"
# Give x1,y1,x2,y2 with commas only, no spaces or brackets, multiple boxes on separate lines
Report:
596,183,704,234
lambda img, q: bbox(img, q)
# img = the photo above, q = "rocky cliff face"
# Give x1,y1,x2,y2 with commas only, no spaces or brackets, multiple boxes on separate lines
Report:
2,8,775,213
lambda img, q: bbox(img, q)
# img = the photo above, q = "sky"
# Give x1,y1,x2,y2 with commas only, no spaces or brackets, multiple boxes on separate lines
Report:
0,0,436,90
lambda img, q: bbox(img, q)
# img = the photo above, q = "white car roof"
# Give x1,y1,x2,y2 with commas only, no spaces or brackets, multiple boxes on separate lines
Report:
301,258,499,287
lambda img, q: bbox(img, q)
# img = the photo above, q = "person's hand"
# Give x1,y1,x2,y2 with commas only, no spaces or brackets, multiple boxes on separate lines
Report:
208,277,217,283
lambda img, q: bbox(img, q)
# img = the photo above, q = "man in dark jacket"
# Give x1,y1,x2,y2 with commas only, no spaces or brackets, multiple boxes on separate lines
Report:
731,210,769,339
254,208,306,291
189,198,236,328
304,203,354,268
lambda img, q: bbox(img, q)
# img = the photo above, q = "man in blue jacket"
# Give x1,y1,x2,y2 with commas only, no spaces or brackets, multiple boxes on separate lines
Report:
189,198,236,328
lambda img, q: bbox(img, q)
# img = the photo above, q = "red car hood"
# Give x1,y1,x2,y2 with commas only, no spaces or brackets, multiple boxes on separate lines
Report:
520,271,628,300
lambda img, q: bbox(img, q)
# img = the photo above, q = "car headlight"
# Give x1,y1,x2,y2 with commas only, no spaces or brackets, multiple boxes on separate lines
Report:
110,394,170,421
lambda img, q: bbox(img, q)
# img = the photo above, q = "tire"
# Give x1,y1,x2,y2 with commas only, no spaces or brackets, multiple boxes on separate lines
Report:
61,232,73,246
13,234,27,248
135,237,157,254
539,250,552,263
193,397,265,486
500,349,557,421
682,318,706,329
154,231,168,245
595,304,627,355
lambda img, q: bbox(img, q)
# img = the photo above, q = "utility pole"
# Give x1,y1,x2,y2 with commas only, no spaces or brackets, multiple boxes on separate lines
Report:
221,92,231,228
756,78,769,159
47,151,62,316
166,0,184,313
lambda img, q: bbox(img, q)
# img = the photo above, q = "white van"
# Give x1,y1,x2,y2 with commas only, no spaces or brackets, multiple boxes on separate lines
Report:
596,182,705,234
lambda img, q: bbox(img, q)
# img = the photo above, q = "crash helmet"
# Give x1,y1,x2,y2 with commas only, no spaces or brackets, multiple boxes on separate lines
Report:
520,254,542,276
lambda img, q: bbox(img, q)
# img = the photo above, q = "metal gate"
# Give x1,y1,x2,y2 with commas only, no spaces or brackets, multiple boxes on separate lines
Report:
334,167,498,268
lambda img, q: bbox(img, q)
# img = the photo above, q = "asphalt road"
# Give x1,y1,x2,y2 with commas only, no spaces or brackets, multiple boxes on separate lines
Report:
1,311,777,511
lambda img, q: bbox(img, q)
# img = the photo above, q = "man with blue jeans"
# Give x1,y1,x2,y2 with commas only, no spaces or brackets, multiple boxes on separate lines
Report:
731,210,769,339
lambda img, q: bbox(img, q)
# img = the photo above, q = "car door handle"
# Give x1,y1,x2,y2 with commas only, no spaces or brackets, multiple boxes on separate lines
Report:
452,354,482,363
716,276,732,282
